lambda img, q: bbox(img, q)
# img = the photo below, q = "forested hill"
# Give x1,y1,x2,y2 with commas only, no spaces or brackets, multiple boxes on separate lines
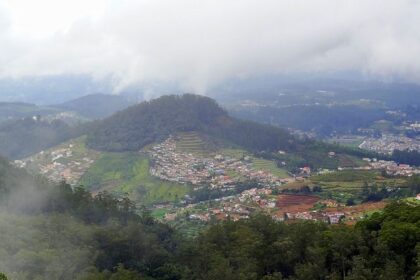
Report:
86,94,298,152
0,117,85,159
55,93,135,119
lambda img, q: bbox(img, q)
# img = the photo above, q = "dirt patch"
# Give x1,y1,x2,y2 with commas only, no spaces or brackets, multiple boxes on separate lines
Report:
276,194,320,214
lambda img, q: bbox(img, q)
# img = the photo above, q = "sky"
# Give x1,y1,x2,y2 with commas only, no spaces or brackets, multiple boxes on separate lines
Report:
1,0,420,94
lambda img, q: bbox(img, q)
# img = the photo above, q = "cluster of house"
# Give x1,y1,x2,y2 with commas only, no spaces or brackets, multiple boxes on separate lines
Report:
165,184,351,225
359,134,420,154
402,121,420,133
164,185,352,224
14,144,96,185
148,137,285,190
362,158,420,176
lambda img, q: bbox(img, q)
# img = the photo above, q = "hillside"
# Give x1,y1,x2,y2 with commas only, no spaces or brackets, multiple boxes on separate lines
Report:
85,94,376,171
0,102,60,123
0,117,85,159
86,94,297,152
55,93,135,119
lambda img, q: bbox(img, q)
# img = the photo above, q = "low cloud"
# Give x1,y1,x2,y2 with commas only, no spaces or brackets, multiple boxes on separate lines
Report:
1,0,420,94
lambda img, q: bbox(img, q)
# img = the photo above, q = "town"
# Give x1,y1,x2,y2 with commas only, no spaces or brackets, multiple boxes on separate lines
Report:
359,134,420,154
13,138,100,185
148,136,288,190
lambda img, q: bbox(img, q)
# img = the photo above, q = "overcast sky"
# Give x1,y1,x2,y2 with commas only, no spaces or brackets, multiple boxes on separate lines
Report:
1,0,420,93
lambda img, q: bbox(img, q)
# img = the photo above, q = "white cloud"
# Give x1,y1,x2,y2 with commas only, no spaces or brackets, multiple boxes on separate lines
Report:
1,0,420,93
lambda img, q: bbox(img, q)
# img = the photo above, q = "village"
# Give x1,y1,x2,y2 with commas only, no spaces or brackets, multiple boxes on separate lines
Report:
13,138,99,185
363,158,420,176
359,134,420,154
148,136,288,190
163,185,385,226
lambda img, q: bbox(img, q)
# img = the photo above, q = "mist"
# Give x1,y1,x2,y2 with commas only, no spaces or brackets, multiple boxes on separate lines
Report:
1,0,420,94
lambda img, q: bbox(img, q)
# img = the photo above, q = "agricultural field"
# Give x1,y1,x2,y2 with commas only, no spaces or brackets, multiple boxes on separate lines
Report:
219,148,249,159
275,194,320,214
312,170,381,182
337,154,368,168
327,136,365,149
311,170,407,193
251,158,289,178
80,152,190,205
175,131,215,156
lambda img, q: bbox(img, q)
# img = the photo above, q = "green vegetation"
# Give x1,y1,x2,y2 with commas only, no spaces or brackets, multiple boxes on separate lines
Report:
220,148,249,158
312,170,380,182
80,152,189,205
392,149,420,166
150,208,168,219
231,103,388,137
177,202,420,280
370,120,396,133
252,158,289,178
310,170,409,202
175,131,213,156
0,117,85,159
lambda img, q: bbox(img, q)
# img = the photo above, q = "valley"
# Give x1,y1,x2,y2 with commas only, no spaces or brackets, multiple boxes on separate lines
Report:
1,93,419,280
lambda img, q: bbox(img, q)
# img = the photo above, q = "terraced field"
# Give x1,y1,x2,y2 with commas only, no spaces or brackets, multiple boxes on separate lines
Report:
311,170,408,194
252,158,289,178
175,132,212,155
337,154,368,168
220,148,249,159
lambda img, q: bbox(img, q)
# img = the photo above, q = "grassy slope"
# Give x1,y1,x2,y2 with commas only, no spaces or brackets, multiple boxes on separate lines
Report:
80,152,190,205
252,158,289,178
311,170,407,193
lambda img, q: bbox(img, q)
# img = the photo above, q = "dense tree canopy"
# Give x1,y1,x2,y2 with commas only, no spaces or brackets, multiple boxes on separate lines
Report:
0,117,85,159
85,94,299,153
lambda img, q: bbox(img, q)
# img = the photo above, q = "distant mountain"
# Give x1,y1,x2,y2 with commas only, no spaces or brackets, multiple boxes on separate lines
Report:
212,76,420,109
55,94,136,119
0,74,113,104
0,102,60,123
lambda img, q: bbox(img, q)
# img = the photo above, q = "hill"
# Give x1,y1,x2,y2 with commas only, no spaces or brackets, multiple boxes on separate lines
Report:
86,94,376,170
86,94,297,153
0,117,86,159
0,102,60,123
55,93,136,119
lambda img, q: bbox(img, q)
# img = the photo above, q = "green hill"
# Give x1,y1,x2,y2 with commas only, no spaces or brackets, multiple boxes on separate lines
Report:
85,94,376,171
86,94,298,153
0,117,85,159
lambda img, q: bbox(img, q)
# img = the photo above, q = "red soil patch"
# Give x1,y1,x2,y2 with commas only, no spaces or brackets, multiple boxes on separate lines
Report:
275,194,320,214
